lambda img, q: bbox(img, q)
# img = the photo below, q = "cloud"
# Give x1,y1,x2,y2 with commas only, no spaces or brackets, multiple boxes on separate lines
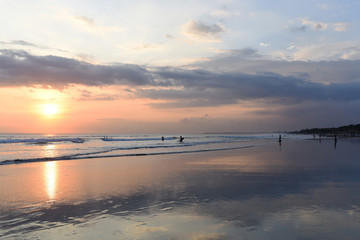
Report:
189,232,226,240
287,43,296,50
180,114,210,124
302,19,329,31
69,14,123,35
210,9,230,17
0,40,51,51
137,68,360,108
333,22,349,32
318,3,330,10
0,40,39,47
0,40,69,55
287,18,349,32
1,49,360,110
199,48,261,63
259,42,271,47
0,49,155,89
287,25,307,33
131,43,162,51
75,53,96,63
184,21,225,39
165,34,175,39
291,42,360,61
74,89,120,101
190,48,360,83
74,16,96,28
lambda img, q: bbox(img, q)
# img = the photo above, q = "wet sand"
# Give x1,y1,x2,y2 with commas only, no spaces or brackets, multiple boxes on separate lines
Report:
1,138,360,239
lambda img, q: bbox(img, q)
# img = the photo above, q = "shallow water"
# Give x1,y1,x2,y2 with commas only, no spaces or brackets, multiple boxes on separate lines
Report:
1,138,360,239
0,133,305,164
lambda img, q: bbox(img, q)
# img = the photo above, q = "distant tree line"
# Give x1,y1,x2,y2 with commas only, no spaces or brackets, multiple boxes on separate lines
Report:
293,124,360,137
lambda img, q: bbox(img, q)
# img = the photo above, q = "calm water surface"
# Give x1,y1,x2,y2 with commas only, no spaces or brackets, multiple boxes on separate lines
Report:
1,138,360,239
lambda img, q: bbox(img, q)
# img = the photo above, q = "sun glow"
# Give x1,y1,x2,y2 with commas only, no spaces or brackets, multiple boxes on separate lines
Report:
42,103,59,116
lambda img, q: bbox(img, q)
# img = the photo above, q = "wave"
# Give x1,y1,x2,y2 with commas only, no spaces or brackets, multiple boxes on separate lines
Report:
101,136,176,141
0,145,255,165
0,133,276,145
100,134,275,142
0,133,284,166
79,138,254,157
0,139,251,165
0,137,86,144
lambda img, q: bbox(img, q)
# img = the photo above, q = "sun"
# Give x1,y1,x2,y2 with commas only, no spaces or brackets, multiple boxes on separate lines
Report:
42,103,59,116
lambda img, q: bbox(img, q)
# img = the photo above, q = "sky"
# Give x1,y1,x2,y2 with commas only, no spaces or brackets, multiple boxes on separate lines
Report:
0,0,360,134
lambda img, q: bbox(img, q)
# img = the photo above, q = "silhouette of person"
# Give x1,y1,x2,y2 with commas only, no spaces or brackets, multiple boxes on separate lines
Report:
179,136,184,143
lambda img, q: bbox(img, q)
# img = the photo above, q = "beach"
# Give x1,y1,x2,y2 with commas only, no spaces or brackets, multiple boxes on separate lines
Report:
2,0,360,239
1,138,360,239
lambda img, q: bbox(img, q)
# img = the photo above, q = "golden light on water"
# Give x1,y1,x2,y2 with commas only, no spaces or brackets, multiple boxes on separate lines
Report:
43,144,56,158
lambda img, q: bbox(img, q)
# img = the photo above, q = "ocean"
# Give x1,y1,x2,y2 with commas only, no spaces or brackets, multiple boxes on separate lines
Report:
0,133,305,165
1,135,360,239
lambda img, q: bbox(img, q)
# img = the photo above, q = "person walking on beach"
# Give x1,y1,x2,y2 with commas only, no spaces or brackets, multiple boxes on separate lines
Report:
278,134,282,143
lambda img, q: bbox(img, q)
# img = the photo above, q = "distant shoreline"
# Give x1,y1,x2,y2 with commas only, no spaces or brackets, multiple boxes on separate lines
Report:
291,123,360,137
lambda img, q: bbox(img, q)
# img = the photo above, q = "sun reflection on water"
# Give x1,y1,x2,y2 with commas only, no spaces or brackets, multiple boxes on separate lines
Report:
43,144,56,158
44,161,57,201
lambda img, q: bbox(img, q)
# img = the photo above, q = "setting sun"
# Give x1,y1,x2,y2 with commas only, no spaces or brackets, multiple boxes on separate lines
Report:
42,103,59,116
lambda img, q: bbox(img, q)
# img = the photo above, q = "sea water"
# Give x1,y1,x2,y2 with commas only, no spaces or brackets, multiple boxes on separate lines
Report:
0,133,307,165
1,137,360,240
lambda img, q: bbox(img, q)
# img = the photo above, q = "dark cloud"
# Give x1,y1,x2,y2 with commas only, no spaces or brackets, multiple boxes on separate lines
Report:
1,49,360,110
264,100,360,129
137,68,360,107
0,50,155,89
191,49,360,84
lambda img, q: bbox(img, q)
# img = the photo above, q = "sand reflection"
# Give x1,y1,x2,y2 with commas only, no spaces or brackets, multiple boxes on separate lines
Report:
44,161,57,201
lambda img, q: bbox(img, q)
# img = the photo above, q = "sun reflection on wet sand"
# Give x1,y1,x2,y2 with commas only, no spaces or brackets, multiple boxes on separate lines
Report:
44,161,57,201
42,144,58,201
